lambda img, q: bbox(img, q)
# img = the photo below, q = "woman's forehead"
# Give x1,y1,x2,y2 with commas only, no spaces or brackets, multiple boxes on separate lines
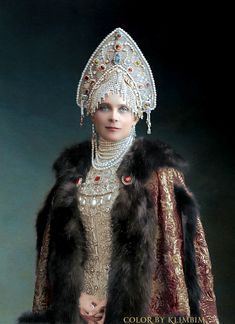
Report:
101,93,126,106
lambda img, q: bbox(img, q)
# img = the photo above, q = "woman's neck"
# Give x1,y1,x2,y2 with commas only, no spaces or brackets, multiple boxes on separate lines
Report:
92,129,135,170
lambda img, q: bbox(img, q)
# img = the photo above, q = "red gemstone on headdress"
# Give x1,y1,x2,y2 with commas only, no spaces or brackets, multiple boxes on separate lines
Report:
115,43,122,51
100,64,105,70
95,176,101,182
128,67,133,73
84,75,89,80
115,31,121,39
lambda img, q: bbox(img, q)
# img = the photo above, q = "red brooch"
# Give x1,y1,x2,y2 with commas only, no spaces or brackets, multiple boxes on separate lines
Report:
95,175,101,182
75,177,82,186
121,175,133,185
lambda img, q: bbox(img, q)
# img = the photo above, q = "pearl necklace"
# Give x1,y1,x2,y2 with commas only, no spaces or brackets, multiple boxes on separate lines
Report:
92,128,135,170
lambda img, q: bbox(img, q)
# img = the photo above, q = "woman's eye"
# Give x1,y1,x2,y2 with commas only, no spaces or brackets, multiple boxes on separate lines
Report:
119,106,130,112
99,105,109,111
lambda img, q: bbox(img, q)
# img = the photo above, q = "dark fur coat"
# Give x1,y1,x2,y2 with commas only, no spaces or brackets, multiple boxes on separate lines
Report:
17,137,213,324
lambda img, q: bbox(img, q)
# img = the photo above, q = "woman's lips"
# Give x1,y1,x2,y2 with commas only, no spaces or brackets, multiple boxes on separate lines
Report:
105,127,120,131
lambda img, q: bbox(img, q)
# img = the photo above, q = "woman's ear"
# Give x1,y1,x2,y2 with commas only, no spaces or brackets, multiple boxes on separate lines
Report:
133,115,139,126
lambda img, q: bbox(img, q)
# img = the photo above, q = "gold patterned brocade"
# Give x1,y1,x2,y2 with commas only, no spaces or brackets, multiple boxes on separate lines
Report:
147,168,190,316
32,221,51,313
147,168,219,323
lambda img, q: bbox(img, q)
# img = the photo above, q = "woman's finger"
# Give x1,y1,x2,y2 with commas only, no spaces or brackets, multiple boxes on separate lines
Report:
97,311,106,324
88,308,104,318
82,312,103,322
90,299,106,315
80,308,88,316
93,311,104,318
80,308,98,322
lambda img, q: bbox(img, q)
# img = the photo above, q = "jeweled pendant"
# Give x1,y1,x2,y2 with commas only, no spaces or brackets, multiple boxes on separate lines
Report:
91,197,97,207
113,53,120,64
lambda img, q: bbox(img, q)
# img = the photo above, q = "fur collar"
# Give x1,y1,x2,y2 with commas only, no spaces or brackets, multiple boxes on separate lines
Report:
52,137,188,184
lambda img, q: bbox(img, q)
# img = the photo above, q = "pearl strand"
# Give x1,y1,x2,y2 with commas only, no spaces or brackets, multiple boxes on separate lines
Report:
92,127,135,170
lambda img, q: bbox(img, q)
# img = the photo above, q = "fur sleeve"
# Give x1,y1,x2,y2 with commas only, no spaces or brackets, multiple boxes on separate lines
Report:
35,184,57,267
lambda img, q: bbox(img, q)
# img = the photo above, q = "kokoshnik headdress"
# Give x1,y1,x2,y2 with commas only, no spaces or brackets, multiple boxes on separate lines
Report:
76,27,157,134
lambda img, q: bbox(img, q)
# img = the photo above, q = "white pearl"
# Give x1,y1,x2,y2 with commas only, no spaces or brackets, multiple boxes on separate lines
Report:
91,198,97,207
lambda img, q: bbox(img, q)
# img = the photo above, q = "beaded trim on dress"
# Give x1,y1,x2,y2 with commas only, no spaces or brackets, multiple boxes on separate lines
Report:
78,164,120,299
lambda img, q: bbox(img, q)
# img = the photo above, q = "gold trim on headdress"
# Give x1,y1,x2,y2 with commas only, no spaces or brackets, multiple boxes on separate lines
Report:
76,27,157,134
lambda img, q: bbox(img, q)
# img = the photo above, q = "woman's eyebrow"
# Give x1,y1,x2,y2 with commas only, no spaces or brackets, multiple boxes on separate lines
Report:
98,102,111,107
118,104,128,107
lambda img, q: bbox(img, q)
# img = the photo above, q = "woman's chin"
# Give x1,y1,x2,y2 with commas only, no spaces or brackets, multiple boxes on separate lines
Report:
100,133,125,142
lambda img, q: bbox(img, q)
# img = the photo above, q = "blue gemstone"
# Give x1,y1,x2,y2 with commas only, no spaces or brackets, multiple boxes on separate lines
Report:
114,53,120,64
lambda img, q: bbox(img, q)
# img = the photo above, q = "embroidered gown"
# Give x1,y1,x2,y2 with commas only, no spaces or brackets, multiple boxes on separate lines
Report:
78,164,120,300
27,139,219,324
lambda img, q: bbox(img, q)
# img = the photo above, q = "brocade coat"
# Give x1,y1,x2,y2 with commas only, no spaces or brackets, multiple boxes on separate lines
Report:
18,138,219,324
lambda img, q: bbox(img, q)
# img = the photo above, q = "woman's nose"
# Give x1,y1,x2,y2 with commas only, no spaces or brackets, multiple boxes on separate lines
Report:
108,109,119,122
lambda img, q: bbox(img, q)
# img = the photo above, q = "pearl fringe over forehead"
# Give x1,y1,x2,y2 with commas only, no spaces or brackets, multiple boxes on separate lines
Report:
90,69,138,115
76,27,157,134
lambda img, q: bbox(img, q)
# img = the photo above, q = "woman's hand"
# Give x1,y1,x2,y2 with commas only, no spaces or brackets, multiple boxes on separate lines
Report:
79,292,107,323
88,298,106,323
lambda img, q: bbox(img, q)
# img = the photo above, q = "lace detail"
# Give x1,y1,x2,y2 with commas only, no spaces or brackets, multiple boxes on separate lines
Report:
78,165,121,300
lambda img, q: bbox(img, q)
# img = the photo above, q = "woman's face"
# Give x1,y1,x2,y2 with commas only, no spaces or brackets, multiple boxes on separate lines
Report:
91,94,137,142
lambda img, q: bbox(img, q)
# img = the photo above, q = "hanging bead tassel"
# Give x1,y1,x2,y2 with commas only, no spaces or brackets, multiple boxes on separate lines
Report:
146,108,152,134
132,124,136,138
91,123,98,166
80,99,85,126
80,115,84,126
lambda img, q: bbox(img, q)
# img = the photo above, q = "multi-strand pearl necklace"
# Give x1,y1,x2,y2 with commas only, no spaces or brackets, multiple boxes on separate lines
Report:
92,128,135,170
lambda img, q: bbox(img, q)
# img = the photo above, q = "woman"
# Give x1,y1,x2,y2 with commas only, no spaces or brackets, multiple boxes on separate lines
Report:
18,28,219,324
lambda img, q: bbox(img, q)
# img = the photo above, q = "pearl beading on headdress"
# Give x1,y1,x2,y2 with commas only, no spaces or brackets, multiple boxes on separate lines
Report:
76,27,157,134
90,69,138,118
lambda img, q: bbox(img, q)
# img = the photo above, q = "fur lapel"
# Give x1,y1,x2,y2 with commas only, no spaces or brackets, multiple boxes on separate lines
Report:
52,137,188,183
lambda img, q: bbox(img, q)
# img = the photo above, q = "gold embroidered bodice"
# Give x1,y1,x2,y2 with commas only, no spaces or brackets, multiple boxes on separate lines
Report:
78,165,121,300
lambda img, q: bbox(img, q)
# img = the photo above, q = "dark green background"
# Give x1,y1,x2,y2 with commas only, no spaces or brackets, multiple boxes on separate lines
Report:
0,1,234,323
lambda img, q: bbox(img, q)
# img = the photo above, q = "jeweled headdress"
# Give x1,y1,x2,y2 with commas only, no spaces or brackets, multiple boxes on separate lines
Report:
76,27,157,134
